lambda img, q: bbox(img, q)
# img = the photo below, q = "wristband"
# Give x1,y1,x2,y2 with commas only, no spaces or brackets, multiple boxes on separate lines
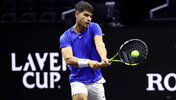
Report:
78,59,89,68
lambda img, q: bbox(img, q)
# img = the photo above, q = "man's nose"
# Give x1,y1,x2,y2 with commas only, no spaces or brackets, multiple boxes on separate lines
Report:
87,16,91,21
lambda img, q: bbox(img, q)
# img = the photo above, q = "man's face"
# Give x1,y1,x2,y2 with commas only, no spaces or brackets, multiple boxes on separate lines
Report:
76,10,93,28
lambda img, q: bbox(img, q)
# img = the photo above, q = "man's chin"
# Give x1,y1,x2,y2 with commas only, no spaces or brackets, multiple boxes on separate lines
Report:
85,24,89,28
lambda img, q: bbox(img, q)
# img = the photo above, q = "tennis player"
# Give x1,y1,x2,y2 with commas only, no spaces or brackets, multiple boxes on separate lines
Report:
60,1,111,100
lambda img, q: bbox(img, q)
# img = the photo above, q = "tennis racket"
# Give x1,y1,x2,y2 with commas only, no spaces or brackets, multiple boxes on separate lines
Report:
109,39,148,66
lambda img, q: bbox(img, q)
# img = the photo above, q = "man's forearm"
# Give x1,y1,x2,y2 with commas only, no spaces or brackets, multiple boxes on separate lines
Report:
96,42,108,61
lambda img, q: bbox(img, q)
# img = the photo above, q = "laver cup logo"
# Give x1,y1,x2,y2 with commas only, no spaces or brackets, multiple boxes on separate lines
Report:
11,52,67,89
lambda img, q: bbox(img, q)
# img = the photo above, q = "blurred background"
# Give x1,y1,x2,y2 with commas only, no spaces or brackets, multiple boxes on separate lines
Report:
0,0,175,26
0,0,176,100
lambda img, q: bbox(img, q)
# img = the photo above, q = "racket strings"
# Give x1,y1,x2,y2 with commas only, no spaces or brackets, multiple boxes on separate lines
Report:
119,40,148,64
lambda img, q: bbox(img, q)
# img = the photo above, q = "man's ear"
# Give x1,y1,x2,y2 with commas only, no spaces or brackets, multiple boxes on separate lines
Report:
75,11,78,18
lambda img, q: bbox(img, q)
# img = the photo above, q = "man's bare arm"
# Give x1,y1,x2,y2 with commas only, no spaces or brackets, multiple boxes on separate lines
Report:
94,35,107,60
94,35,111,67
61,47,102,69
61,47,79,67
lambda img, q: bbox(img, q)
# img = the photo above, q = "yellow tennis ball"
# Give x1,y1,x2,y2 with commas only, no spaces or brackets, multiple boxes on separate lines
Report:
131,50,140,58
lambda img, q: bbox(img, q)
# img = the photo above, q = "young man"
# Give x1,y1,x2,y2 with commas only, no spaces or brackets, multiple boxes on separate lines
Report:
60,1,111,100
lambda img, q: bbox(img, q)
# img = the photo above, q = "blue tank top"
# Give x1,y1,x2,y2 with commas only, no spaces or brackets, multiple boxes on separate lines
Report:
60,22,104,83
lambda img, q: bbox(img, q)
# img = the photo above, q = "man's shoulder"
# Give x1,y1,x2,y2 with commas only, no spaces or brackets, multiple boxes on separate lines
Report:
60,28,71,41
61,27,72,37
90,22,99,26
89,22,101,30
64,27,73,34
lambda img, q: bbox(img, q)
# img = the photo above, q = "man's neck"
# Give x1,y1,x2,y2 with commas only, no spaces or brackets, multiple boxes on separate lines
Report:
73,24,86,33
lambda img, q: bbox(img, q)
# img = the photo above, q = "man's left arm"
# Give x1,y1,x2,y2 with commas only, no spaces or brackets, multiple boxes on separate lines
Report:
94,35,111,67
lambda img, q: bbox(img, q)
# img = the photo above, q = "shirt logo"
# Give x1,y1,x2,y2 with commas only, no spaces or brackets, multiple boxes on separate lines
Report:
79,35,84,38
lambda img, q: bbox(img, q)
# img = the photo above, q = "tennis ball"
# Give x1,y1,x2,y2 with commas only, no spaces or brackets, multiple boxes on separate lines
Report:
131,50,140,58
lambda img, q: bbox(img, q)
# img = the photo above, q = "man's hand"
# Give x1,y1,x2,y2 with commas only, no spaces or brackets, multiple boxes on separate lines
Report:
88,60,102,70
100,58,111,67
88,59,111,70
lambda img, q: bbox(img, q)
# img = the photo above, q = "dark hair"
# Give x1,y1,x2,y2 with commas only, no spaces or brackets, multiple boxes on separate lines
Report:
75,1,94,14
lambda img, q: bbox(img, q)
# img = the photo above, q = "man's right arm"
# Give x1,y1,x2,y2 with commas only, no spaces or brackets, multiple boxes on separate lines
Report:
61,47,101,69
61,47,79,67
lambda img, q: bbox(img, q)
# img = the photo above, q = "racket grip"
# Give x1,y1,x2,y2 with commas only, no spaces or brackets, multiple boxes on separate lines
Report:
108,59,113,63
108,59,111,62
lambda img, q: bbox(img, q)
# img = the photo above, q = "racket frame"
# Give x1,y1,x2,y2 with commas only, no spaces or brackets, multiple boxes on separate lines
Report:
109,39,148,66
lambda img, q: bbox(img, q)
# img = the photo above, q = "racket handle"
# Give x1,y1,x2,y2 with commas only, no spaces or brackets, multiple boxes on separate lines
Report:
108,59,111,63
109,59,122,62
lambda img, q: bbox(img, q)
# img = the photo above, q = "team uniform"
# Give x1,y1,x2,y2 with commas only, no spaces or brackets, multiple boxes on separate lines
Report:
60,22,106,100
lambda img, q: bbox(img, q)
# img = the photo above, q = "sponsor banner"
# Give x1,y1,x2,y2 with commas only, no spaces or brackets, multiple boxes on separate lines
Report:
11,52,67,89
146,73,176,91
